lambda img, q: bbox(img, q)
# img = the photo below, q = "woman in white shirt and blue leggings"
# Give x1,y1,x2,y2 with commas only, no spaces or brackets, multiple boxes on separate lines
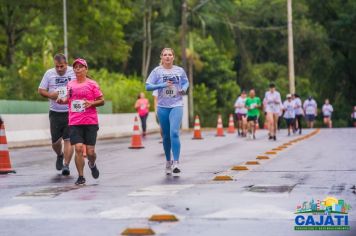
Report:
146,48,189,177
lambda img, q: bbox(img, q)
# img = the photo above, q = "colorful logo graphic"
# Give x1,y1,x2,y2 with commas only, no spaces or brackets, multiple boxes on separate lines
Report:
294,197,351,231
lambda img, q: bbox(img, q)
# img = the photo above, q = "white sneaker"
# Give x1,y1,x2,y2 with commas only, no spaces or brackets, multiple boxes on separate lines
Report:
165,161,172,175
172,161,181,177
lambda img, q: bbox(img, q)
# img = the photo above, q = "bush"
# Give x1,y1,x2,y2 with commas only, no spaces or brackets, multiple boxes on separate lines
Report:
193,83,218,127
90,69,152,113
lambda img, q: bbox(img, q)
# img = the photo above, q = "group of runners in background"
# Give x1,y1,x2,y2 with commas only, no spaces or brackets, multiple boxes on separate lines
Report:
233,84,356,141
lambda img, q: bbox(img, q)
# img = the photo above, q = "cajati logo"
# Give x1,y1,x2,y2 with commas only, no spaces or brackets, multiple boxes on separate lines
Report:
294,196,351,231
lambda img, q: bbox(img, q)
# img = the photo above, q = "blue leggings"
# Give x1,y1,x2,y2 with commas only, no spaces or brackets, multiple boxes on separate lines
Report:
157,106,183,162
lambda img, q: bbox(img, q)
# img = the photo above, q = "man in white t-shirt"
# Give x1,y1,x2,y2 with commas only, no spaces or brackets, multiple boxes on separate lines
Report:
234,90,248,136
283,94,296,136
303,96,318,128
38,53,75,176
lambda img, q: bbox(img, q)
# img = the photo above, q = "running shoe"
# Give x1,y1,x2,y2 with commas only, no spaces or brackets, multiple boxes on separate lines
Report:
268,135,273,140
89,162,99,179
273,136,277,141
299,130,302,135
165,161,172,175
62,164,70,176
172,161,181,177
253,134,256,140
56,154,64,171
75,176,86,185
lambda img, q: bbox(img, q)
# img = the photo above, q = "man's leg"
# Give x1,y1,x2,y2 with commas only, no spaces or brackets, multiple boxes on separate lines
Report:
52,138,63,156
63,140,73,166
251,120,256,136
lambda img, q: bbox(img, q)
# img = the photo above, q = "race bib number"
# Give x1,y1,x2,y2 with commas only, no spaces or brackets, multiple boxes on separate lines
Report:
163,86,178,98
56,86,67,99
71,100,85,112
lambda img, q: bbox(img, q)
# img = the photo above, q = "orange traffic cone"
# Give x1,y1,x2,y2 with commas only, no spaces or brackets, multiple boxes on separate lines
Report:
129,116,144,149
0,122,16,174
227,114,235,133
216,114,225,137
192,115,203,140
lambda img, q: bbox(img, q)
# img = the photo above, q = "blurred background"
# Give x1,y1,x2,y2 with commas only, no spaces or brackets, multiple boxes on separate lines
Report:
0,0,355,127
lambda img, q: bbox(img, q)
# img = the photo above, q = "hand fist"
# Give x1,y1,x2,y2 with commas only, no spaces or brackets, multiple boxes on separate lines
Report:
178,89,186,95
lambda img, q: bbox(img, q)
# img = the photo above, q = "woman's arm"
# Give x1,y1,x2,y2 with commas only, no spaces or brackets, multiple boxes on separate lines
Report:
146,82,168,91
84,96,105,108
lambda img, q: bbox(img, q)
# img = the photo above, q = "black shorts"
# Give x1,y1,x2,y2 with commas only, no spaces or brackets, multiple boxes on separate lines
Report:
306,114,315,121
285,118,294,126
236,113,247,121
295,114,303,119
69,125,99,146
247,116,258,122
323,115,331,119
49,110,69,143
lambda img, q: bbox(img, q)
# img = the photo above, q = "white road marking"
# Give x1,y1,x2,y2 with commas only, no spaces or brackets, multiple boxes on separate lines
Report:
204,205,293,220
128,184,194,196
99,203,174,219
0,204,39,218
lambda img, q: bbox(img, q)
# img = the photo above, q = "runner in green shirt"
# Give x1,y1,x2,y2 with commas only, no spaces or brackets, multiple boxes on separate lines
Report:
245,89,261,139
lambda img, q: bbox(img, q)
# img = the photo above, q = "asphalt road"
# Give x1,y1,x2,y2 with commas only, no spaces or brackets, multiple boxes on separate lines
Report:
0,128,355,236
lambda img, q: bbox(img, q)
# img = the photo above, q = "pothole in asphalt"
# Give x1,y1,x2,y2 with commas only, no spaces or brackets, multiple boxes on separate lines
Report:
246,184,296,193
16,186,82,198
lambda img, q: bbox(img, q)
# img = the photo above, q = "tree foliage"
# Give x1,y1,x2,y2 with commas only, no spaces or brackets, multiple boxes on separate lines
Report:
0,0,355,127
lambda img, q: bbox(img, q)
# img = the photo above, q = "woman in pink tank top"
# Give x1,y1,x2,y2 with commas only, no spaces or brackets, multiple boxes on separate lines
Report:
134,92,150,137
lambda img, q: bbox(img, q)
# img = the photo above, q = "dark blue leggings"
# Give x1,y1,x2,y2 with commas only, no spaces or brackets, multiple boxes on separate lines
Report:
157,106,183,161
